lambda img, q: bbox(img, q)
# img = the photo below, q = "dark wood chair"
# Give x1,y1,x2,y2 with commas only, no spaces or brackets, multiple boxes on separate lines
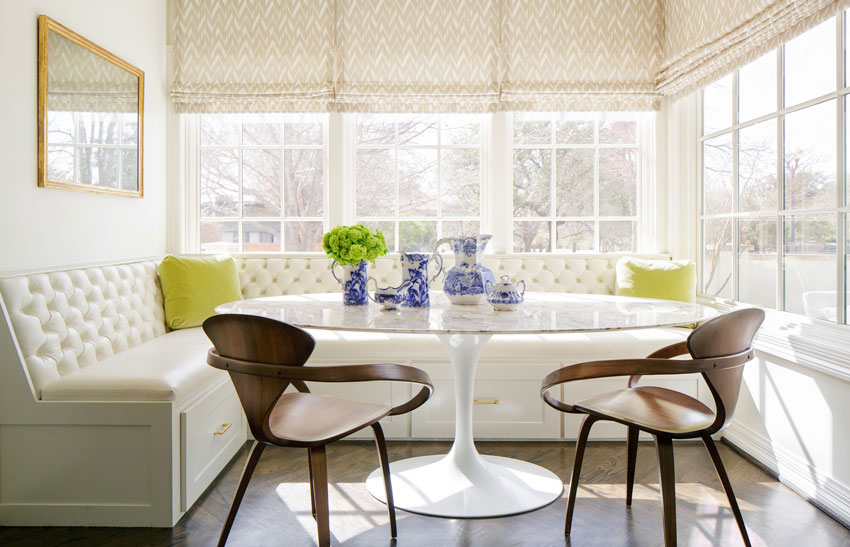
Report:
203,313,433,547
540,308,765,546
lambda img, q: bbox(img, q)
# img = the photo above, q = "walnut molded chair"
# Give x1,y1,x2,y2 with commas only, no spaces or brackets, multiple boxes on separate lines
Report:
540,308,765,547
203,313,433,547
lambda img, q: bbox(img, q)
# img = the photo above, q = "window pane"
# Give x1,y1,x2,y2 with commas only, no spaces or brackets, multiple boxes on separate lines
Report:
442,115,480,145
47,111,74,144
122,114,138,145
201,149,239,217
703,133,733,215
398,149,438,217
242,221,281,252
285,149,323,217
738,118,777,212
78,112,119,145
284,117,322,145
785,18,836,108
242,113,281,146
360,221,396,252
514,220,551,252
200,221,239,253
556,149,594,216
739,51,777,122
356,149,395,217
243,149,281,217
284,221,323,252
356,115,395,145
513,149,551,217
784,214,837,319
398,116,438,146
599,113,637,144
441,149,480,216
120,149,137,191
555,113,594,144
442,220,480,237
399,220,437,252
784,99,836,210
703,218,733,298
513,113,551,145
703,74,733,135
79,147,119,187
599,148,636,216
599,220,635,252
556,221,594,252
46,145,74,182
738,219,777,308
201,114,240,146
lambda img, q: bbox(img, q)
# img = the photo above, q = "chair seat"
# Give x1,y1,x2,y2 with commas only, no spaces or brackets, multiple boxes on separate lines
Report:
268,392,391,445
575,386,715,435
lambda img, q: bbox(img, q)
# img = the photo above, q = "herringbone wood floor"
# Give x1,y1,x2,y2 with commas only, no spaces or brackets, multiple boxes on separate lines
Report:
1,440,847,546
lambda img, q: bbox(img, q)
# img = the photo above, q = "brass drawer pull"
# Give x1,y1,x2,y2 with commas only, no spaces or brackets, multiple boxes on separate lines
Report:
474,399,499,405
213,423,232,436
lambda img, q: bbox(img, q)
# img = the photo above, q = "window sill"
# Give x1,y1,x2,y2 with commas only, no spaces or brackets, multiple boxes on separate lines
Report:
697,295,850,382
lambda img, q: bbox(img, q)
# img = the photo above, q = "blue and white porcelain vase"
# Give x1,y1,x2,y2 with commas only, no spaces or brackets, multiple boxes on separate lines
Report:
400,251,443,308
433,234,496,305
331,260,368,306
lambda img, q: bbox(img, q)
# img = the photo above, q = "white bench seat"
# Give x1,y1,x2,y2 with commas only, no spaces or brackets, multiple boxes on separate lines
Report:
40,328,225,402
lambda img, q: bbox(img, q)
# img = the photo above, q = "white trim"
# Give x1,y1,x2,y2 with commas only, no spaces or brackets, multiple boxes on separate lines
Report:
723,420,850,528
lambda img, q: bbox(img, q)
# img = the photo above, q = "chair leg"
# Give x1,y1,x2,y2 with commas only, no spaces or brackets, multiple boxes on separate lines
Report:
626,426,639,506
703,436,752,547
565,414,597,535
309,446,331,547
371,422,398,539
654,435,677,547
218,440,265,547
308,451,317,518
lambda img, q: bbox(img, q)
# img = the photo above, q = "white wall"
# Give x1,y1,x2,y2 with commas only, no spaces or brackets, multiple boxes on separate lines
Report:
0,0,167,272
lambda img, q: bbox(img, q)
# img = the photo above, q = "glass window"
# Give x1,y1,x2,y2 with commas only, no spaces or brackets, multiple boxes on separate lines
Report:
703,74,733,135
199,113,326,252
355,114,482,252
512,112,640,252
784,19,836,108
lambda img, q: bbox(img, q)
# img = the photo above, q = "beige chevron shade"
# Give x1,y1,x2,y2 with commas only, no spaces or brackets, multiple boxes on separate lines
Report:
170,0,850,113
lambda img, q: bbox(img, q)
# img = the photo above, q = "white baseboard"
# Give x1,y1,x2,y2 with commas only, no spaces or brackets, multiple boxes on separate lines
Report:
722,421,850,528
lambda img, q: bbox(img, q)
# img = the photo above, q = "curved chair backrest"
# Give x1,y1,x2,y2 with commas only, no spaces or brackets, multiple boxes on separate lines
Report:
203,313,316,442
687,308,765,434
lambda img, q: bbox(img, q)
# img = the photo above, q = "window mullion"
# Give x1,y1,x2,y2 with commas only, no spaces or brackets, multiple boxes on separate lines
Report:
778,43,787,312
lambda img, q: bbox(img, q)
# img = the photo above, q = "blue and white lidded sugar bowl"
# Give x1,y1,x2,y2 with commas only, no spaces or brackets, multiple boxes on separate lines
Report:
485,275,526,311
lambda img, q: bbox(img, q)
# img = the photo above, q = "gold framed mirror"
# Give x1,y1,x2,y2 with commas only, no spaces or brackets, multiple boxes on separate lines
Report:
38,15,144,197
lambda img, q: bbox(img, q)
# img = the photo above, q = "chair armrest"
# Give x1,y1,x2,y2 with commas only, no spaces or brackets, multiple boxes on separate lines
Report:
629,341,691,387
540,348,754,413
207,350,433,415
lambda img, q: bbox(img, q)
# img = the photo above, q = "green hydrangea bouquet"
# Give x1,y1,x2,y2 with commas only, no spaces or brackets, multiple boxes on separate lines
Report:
322,224,388,265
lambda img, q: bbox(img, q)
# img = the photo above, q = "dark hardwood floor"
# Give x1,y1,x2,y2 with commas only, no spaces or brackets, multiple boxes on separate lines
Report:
1,440,847,546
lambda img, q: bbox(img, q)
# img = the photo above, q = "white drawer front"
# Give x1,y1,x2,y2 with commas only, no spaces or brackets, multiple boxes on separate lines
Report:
181,380,247,511
412,363,561,439
562,375,704,440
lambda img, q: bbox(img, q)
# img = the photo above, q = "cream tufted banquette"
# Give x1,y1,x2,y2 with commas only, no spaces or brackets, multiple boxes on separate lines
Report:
0,253,692,527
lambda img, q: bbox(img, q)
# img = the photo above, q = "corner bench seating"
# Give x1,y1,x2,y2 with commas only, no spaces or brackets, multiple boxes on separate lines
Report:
0,253,695,527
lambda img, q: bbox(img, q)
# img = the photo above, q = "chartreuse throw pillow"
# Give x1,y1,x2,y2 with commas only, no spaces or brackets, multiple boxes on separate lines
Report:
159,255,242,329
615,257,696,303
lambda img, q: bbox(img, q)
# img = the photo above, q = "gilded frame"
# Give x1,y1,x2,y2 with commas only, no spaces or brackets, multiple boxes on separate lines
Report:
37,15,145,197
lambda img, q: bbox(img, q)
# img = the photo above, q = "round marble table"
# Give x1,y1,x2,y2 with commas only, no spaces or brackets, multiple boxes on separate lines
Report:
217,291,717,519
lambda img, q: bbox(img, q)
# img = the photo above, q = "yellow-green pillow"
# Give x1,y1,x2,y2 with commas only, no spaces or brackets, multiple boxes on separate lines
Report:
615,257,696,303
158,255,242,329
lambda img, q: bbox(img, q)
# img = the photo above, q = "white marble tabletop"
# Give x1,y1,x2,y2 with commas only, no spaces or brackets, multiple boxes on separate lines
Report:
216,292,717,335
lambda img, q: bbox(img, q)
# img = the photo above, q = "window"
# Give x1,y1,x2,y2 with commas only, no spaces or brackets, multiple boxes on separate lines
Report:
512,112,641,252
354,114,483,251
700,15,848,324
198,113,326,252
46,110,138,189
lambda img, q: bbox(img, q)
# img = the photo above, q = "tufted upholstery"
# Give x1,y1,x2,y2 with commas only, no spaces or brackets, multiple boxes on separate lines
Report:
0,253,668,399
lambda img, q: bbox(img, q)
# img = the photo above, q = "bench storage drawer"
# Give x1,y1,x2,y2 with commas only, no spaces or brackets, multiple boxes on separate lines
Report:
180,380,246,511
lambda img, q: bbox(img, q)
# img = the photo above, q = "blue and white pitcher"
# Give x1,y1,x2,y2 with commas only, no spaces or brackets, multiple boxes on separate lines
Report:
331,260,368,306
433,235,496,305
400,251,443,307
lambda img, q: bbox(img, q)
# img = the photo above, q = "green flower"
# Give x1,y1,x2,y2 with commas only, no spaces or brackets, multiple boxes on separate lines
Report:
322,224,389,265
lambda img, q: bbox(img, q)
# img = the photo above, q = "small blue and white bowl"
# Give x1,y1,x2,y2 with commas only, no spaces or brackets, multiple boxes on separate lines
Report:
485,275,526,311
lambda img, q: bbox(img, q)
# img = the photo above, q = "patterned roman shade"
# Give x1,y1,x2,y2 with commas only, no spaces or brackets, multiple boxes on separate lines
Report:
500,0,663,111
658,0,849,97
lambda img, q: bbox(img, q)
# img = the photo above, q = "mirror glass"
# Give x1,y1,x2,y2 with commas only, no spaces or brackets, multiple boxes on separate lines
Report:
39,16,143,196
